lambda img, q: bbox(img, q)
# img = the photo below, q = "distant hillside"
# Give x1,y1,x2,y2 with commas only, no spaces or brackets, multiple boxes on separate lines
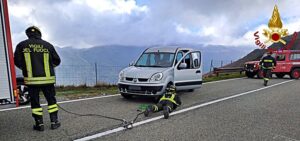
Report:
56,44,253,72
226,31,300,68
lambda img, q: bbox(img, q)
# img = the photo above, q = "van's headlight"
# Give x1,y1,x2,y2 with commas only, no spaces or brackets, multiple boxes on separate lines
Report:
119,71,125,81
150,73,163,81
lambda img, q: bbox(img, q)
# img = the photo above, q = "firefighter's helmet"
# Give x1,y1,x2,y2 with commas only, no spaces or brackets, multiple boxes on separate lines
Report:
25,26,42,37
166,85,176,93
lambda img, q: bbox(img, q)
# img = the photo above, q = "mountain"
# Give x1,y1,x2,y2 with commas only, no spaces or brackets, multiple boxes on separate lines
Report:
56,44,253,72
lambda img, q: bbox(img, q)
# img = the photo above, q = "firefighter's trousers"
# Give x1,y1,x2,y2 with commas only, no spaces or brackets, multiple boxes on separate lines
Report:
150,100,174,113
263,69,272,81
28,85,59,122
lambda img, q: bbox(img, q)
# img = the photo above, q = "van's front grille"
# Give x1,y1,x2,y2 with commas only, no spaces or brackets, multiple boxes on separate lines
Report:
118,84,163,95
126,77,133,81
138,78,148,82
125,77,148,82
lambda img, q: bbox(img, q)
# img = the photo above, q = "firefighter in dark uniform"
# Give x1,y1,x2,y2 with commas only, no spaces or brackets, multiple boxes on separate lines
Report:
144,85,181,119
260,51,277,86
14,26,61,131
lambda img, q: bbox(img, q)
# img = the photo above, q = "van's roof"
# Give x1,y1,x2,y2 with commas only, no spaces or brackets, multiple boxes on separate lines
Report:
145,46,194,53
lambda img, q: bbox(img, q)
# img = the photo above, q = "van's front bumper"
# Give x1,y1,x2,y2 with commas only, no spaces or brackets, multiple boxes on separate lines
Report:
118,82,164,96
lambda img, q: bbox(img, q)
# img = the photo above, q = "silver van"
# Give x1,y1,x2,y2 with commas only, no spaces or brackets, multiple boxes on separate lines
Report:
118,46,202,99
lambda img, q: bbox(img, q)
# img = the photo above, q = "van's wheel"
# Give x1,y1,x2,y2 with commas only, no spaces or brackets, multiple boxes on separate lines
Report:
188,89,194,92
275,73,285,78
257,70,264,79
120,93,132,99
153,96,161,103
290,69,300,79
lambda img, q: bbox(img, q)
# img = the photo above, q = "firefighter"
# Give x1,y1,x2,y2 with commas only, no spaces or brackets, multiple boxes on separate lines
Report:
14,26,61,131
144,84,181,119
260,50,277,86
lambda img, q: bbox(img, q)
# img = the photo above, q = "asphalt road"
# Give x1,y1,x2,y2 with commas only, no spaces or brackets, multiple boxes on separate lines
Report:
0,78,299,141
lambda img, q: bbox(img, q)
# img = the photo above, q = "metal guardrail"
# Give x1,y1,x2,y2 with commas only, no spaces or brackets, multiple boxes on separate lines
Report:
213,67,244,76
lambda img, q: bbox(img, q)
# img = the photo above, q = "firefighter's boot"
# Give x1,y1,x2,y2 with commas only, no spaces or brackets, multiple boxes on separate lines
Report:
50,113,61,130
33,119,44,131
264,79,268,86
144,106,152,117
163,106,170,119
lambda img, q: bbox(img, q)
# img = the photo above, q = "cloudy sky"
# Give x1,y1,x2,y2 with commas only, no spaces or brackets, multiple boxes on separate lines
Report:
7,0,300,48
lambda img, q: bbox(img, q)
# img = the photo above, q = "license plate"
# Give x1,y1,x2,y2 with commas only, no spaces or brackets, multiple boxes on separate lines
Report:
129,86,141,90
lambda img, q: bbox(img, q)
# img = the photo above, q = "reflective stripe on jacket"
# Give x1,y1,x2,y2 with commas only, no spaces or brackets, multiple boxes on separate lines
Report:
159,94,179,105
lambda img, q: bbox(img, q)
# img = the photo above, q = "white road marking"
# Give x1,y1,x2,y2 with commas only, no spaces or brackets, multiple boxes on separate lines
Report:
203,77,245,85
0,77,244,112
0,94,120,112
75,80,294,141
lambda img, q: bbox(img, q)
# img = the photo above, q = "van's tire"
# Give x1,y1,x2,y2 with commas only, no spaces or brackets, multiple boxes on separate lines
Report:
120,93,132,99
257,70,264,79
245,71,255,78
153,96,161,103
275,73,285,78
188,89,194,92
290,69,300,79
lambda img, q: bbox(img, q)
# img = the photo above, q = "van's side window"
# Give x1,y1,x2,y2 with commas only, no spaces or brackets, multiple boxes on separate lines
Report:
175,52,183,65
290,53,300,60
192,52,201,68
180,53,192,69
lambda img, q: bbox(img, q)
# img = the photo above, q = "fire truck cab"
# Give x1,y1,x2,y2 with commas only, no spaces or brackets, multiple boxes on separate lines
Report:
244,50,300,79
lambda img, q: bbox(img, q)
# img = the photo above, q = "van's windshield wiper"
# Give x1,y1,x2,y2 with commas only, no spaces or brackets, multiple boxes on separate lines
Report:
134,65,146,67
150,65,165,67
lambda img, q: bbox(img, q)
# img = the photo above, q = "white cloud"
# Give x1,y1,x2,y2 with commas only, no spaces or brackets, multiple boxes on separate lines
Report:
7,0,300,48
74,0,148,14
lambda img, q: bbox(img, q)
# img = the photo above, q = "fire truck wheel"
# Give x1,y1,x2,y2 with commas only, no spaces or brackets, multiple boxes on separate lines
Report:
291,69,300,79
17,85,30,105
275,73,285,78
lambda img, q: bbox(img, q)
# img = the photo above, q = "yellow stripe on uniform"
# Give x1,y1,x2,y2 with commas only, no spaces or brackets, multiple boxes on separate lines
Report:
24,53,33,77
159,94,178,105
32,108,43,116
24,76,56,85
264,60,273,62
48,104,58,113
44,53,50,77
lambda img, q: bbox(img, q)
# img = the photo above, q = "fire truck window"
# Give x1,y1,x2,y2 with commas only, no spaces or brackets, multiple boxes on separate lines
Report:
276,55,285,61
290,53,300,60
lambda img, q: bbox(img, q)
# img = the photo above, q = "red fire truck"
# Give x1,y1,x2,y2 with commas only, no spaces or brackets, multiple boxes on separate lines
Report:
244,50,300,79
0,0,18,105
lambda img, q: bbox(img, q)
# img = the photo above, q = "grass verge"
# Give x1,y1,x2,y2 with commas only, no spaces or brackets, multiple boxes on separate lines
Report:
203,72,245,83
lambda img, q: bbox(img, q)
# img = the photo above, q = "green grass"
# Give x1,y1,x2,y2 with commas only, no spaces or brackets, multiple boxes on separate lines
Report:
55,72,245,99
55,84,118,99
203,72,245,83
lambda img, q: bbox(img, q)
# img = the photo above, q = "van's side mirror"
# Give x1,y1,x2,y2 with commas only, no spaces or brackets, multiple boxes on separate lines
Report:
178,63,187,69
129,61,135,66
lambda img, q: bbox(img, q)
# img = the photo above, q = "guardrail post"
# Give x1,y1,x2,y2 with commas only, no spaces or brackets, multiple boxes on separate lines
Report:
95,63,98,86
210,60,213,72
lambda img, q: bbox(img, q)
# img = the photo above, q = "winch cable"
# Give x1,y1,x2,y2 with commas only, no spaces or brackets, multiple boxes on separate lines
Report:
57,104,145,129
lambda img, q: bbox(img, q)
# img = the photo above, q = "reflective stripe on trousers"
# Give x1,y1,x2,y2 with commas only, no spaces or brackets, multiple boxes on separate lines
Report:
48,104,59,113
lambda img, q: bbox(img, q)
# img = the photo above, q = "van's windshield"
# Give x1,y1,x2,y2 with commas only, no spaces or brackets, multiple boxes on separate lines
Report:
135,52,175,67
